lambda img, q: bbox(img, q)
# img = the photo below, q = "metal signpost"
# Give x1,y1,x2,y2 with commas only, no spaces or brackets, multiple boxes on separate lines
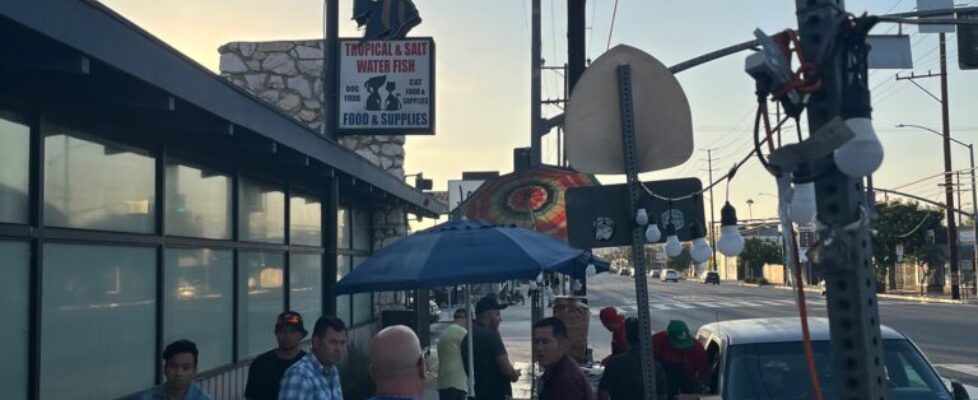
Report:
615,64,658,400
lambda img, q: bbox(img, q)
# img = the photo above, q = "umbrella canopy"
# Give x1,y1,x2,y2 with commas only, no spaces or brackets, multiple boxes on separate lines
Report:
459,165,599,241
334,220,608,295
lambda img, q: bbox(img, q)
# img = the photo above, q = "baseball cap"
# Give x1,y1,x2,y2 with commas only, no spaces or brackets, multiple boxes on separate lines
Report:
666,319,693,349
276,311,307,337
475,295,508,315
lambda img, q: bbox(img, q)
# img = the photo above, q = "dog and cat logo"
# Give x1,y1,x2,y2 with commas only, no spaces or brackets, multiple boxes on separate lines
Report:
363,75,402,111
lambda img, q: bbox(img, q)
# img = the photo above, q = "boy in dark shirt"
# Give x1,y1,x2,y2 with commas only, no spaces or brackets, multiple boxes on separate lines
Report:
244,311,308,400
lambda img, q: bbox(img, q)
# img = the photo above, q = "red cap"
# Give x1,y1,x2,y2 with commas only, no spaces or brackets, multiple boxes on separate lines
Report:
599,306,623,325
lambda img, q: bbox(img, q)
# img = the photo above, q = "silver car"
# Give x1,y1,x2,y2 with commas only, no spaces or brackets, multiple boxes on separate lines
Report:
693,317,968,400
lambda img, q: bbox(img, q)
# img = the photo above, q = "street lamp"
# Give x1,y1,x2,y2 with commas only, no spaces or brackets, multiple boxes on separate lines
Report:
746,198,754,220
896,123,975,297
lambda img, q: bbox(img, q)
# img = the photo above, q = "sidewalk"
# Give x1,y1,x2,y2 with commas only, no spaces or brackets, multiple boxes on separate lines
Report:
761,282,978,305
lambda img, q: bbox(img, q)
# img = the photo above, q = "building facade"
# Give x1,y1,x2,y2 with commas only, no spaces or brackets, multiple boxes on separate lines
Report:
0,1,444,399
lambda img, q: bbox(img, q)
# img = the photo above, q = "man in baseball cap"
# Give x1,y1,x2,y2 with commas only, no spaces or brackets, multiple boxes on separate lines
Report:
652,319,709,398
461,295,519,400
244,311,308,400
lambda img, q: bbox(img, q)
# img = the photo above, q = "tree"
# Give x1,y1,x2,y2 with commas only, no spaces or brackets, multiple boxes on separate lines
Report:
739,238,783,280
871,201,945,292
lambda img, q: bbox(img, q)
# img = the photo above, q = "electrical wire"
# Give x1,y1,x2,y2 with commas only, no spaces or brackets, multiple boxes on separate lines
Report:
606,0,620,50
896,213,933,238
586,0,598,58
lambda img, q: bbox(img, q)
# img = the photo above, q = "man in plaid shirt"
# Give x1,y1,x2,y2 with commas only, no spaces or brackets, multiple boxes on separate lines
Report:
278,315,348,400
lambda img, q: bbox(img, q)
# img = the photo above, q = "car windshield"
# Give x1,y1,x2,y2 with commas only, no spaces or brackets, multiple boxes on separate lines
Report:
723,339,950,400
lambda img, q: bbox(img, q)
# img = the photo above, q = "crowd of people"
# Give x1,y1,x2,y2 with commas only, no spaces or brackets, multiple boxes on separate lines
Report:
138,299,708,400
137,310,430,400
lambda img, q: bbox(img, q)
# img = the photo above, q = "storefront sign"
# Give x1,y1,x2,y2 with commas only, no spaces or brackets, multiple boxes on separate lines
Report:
338,37,435,135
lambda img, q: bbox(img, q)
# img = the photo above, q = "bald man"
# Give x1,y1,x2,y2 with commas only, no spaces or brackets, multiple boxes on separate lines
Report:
367,325,427,400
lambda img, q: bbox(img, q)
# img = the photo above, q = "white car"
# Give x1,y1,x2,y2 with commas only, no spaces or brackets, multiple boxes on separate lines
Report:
694,317,968,400
661,269,680,283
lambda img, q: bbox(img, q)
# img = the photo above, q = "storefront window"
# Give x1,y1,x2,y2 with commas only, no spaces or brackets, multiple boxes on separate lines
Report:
238,177,285,243
352,256,373,325
290,253,322,320
336,255,352,324
44,131,155,233
165,162,232,239
352,205,372,251
0,113,29,224
41,243,155,400
164,248,233,372
337,205,350,249
290,194,322,246
238,251,284,358
0,241,28,400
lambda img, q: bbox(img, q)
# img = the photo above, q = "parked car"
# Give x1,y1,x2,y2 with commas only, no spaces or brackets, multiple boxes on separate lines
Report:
694,317,969,400
702,271,720,285
661,269,679,282
619,268,633,277
819,279,827,295
649,269,662,279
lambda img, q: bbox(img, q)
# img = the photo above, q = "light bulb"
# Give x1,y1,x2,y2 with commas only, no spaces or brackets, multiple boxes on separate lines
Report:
691,237,712,263
688,223,711,263
717,225,744,256
790,181,817,225
645,224,662,242
635,208,649,226
835,117,884,177
585,263,597,277
572,279,583,292
717,202,744,256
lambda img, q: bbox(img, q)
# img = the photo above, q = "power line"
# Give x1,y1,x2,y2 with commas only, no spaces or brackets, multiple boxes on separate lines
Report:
606,0,620,50
586,0,598,58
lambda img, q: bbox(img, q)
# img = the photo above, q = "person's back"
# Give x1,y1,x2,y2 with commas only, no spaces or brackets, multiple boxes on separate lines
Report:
437,309,469,400
598,318,667,400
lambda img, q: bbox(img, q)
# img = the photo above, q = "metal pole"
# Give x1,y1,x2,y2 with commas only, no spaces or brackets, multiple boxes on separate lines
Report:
971,145,977,294
940,33,961,299
465,284,475,398
567,0,586,92
323,0,339,140
706,149,718,269
530,0,543,165
794,1,889,399
617,65,658,400
957,171,963,227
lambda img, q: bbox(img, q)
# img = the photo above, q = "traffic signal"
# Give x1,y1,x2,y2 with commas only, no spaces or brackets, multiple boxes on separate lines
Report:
958,10,978,69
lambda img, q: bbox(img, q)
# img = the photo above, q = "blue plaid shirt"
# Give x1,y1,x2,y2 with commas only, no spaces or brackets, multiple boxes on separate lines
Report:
277,353,343,400
136,383,210,400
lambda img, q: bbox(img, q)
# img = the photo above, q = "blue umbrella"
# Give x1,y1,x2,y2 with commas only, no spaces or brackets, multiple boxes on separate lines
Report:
334,219,608,295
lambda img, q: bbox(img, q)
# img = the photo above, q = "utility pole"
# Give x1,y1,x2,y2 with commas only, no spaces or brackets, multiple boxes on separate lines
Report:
530,0,543,165
567,0,586,91
940,32,961,299
893,33,960,298
970,144,977,294
794,1,889,399
702,148,719,268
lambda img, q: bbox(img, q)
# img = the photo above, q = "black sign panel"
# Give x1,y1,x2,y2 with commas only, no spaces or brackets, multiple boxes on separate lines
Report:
566,178,706,249
958,10,978,70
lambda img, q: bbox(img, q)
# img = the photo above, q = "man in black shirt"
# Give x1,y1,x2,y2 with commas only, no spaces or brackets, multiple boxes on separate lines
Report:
462,295,520,400
598,317,668,400
244,311,308,400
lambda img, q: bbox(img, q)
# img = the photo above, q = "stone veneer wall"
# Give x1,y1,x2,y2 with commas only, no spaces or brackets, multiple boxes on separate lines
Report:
218,40,411,317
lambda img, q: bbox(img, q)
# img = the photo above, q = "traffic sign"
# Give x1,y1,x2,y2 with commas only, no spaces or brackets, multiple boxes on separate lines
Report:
564,45,693,174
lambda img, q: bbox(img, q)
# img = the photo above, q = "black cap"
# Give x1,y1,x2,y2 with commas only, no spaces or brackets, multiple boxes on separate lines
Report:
275,311,307,337
475,295,508,315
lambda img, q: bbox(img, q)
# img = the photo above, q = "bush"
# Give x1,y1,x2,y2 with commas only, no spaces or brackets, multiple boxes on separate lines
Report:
744,277,770,285
339,341,375,400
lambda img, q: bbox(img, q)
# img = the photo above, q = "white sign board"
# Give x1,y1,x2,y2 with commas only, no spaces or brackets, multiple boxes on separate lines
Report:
918,0,955,34
867,35,914,69
448,180,485,211
338,38,434,134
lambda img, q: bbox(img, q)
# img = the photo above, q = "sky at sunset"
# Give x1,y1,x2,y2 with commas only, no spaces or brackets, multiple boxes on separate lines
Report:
99,0,978,228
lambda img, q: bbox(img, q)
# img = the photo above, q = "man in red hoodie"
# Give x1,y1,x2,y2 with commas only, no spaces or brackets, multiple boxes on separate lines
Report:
652,319,709,398
599,307,627,365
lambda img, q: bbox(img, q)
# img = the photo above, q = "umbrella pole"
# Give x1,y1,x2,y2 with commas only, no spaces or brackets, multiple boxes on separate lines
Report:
466,284,475,399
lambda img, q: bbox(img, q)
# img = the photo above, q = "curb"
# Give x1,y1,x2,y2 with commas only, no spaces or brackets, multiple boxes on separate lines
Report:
765,284,973,305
